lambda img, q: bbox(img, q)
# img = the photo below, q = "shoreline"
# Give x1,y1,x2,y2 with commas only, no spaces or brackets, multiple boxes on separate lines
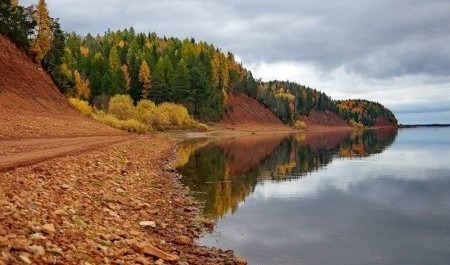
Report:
0,135,244,265
0,125,399,265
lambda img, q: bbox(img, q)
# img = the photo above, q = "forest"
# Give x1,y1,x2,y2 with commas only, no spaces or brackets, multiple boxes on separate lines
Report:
1,0,398,128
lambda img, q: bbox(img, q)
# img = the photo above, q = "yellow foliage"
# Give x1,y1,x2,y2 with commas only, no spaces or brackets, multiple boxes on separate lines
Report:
91,111,149,134
139,61,151,99
159,102,191,127
121,64,131,90
68,98,92,116
30,0,53,62
74,70,90,99
60,63,73,80
80,45,90,57
293,120,307,130
136,100,157,125
108,95,136,120
118,39,126,48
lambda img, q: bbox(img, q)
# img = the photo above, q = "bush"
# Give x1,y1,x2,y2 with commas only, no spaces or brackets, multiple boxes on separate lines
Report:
159,102,191,127
136,100,157,126
293,120,307,130
108,95,136,120
91,111,149,134
68,98,92,116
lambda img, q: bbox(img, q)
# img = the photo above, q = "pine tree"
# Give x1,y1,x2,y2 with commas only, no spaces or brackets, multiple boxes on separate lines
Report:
0,0,35,49
138,60,151,99
172,59,191,104
30,0,53,63
150,58,167,104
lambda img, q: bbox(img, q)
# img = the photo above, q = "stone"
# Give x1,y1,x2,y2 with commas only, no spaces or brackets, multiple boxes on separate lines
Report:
53,209,66,215
28,245,45,256
29,233,46,240
11,239,29,251
41,223,56,234
174,235,192,245
137,243,179,261
155,259,164,265
18,255,32,264
61,184,70,190
139,221,156,228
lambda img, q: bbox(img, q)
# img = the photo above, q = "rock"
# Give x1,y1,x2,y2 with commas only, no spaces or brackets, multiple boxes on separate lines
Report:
53,209,66,215
41,223,56,234
29,233,46,240
28,245,45,256
174,235,192,245
139,221,156,228
177,261,189,265
61,184,70,190
155,259,164,265
47,247,62,255
174,224,185,229
19,255,32,264
139,243,179,261
11,239,30,251
234,257,247,265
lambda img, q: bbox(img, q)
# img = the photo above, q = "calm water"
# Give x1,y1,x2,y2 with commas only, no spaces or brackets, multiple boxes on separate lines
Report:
176,128,450,265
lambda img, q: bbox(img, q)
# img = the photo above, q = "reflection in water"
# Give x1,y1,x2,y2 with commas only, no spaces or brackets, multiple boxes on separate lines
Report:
176,129,398,219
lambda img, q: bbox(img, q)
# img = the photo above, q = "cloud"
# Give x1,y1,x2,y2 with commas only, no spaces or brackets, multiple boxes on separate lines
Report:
19,0,450,123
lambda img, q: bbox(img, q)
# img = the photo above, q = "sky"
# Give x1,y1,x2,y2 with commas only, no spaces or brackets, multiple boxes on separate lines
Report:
21,0,450,124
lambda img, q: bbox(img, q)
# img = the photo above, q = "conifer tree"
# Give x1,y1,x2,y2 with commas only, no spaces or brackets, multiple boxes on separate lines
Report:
138,60,151,99
171,59,191,104
31,0,53,63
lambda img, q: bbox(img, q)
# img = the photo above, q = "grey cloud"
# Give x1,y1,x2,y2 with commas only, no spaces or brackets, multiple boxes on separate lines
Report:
22,0,450,78
19,0,450,123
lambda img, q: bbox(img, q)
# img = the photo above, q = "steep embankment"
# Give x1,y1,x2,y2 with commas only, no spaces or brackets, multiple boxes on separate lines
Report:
220,93,291,131
299,110,352,131
0,36,121,139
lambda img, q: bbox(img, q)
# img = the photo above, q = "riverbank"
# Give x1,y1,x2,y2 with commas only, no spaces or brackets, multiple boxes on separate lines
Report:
0,135,246,265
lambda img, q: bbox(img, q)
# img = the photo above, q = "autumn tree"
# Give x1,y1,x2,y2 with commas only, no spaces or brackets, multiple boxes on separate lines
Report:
30,0,53,63
138,60,151,99
74,70,90,100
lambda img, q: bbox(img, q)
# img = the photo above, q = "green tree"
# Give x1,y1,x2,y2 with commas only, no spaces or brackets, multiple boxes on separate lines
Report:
172,59,191,104
150,57,166,104
0,0,35,49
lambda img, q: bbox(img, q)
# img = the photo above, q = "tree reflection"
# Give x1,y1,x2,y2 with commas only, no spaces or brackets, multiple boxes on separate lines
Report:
176,128,398,219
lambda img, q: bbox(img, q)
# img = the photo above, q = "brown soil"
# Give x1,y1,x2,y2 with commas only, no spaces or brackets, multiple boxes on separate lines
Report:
220,93,291,132
0,37,244,264
299,110,352,131
0,36,122,139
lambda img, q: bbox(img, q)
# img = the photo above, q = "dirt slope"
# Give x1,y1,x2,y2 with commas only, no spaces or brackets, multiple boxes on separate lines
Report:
0,36,121,139
220,93,290,131
299,110,352,131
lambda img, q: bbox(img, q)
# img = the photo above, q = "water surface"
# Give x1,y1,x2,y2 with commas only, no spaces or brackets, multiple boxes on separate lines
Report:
176,128,450,265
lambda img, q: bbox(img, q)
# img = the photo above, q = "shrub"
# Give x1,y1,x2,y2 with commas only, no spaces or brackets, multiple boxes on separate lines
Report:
136,100,157,126
159,102,191,127
91,111,149,134
68,98,92,116
293,120,307,130
108,95,136,120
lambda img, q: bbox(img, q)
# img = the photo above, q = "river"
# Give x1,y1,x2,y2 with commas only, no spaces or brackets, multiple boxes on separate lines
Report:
176,127,450,265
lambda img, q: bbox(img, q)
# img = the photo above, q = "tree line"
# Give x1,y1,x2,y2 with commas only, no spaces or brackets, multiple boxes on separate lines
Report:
1,0,397,127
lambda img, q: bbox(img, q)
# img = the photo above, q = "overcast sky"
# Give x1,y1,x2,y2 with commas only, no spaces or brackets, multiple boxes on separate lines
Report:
21,0,450,124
